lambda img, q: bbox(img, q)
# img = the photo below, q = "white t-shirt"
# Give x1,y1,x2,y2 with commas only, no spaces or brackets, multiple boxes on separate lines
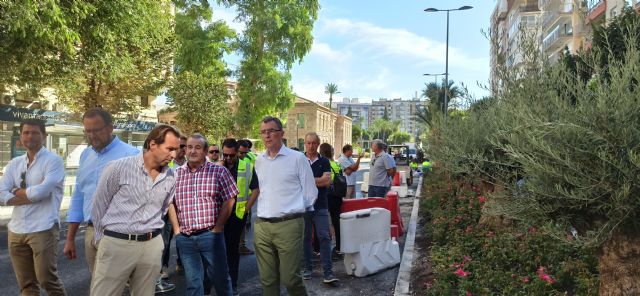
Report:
338,155,357,186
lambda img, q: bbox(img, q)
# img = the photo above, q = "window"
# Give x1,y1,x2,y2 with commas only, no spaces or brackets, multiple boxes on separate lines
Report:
297,113,305,128
140,96,149,107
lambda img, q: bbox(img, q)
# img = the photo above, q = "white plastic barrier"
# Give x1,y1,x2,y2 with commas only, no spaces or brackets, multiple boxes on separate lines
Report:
361,172,369,194
340,208,401,277
399,171,407,185
391,185,408,198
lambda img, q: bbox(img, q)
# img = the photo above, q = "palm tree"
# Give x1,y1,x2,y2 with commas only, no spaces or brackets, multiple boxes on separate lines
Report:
324,83,340,110
417,79,462,126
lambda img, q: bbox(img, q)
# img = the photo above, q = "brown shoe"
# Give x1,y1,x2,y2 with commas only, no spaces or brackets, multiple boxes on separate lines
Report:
239,245,254,255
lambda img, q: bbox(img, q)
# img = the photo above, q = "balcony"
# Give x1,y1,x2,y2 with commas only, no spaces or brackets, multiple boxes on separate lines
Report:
543,23,572,51
585,0,606,24
541,4,572,29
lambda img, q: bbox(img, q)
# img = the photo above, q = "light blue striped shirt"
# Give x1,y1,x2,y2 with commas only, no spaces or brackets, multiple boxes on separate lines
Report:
0,147,65,233
66,136,139,223
92,154,175,243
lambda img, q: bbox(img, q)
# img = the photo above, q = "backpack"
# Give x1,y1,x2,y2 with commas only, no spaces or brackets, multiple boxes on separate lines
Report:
329,161,347,198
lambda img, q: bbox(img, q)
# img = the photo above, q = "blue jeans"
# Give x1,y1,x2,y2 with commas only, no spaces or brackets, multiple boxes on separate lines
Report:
368,185,390,198
303,209,334,277
176,231,232,296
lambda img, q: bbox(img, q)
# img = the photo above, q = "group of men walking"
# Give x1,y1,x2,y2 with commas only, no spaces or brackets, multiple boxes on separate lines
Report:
0,109,397,296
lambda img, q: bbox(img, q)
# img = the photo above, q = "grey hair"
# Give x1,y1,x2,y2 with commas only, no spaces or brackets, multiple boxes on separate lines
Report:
189,133,209,150
371,139,386,151
304,131,320,143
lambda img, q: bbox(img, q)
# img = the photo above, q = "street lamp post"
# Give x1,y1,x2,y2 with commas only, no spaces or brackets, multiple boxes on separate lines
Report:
424,5,473,115
423,73,447,85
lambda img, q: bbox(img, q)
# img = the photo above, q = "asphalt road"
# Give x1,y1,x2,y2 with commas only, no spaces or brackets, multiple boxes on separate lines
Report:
0,160,415,296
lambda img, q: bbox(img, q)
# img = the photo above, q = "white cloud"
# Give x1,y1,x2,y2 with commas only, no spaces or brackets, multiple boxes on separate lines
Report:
320,18,486,70
290,77,327,102
211,8,245,33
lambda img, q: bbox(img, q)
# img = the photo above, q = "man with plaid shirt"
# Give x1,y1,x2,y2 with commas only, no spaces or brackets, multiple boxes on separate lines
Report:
168,134,238,296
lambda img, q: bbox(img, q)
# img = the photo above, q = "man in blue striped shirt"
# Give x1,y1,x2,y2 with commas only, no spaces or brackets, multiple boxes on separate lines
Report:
63,108,139,276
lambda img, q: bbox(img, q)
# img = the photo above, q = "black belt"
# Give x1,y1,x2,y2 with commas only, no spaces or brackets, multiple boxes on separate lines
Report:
103,229,162,242
257,213,304,223
181,226,214,237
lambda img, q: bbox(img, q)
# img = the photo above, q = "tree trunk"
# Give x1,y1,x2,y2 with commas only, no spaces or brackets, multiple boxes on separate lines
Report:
598,230,640,295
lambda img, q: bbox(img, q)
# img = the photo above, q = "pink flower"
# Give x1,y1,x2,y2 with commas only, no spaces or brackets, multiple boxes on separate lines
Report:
528,226,537,234
478,196,487,203
466,291,472,296
522,276,530,283
539,274,555,284
454,268,470,277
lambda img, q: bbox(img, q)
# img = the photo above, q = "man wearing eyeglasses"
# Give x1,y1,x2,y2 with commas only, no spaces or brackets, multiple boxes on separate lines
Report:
208,145,221,162
167,134,237,296
0,119,66,295
63,108,140,280
220,138,259,295
254,116,317,296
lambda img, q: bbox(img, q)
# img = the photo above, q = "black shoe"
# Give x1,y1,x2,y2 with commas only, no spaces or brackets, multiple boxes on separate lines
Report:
155,278,175,293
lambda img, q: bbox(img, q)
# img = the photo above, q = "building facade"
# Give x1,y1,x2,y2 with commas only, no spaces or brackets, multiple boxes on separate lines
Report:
335,98,370,130
369,98,427,138
284,96,352,154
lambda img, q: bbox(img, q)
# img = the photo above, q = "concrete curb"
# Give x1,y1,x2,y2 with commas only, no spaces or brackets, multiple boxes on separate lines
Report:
394,176,422,296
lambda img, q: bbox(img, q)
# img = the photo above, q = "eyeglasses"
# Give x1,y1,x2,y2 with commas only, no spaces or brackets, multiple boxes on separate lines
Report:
20,171,26,189
223,153,236,159
238,151,247,155
208,149,219,154
83,125,108,135
259,129,282,136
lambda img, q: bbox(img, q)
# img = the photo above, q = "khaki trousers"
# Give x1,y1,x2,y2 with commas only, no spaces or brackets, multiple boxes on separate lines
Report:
254,217,307,296
90,234,163,296
8,225,67,296
84,225,98,276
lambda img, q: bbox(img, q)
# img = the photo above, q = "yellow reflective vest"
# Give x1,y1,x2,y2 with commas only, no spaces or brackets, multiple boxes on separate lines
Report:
235,158,253,219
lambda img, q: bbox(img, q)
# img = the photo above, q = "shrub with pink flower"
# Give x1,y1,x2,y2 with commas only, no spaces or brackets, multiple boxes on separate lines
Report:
454,268,470,277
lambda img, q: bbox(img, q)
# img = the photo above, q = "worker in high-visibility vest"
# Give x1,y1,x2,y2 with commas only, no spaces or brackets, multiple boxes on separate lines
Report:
410,160,419,172
222,138,260,294
237,139,256,255
422,159,432,174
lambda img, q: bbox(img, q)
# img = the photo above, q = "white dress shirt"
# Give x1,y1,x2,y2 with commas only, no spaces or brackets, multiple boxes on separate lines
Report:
0,147,65,233
255,145,318,218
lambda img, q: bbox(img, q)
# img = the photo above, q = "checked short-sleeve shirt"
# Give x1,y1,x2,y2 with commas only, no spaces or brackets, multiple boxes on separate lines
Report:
174,161,239,235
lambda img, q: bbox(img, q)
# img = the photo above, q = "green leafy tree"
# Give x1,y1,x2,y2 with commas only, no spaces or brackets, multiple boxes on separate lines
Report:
324,83,340,110
388,131,411,145
417,80,462,125
369,119,400,142
167,72,232,140
167,0,236,139
219,0,319,137
1,1,176,114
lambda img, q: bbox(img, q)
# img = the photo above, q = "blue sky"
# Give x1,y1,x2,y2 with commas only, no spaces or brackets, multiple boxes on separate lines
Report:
210,0,494,104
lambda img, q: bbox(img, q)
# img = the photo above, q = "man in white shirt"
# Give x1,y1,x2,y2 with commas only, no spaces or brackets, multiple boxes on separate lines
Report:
337,144,362,199
254,116,317,296
0,119,66,295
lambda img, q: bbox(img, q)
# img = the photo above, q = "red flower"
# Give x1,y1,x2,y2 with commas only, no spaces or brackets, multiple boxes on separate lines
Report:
466,291,472,296
478,196,487,203
522,276,530,283
536,266,555,284
528,226,537,233
454,268,470,277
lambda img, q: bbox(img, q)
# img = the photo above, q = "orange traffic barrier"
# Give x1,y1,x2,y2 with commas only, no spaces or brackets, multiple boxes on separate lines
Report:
392,172,401,186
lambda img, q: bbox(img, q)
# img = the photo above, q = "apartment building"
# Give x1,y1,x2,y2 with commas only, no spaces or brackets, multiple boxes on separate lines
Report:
369,98,428,138
540,0,586,63
335,98,371,129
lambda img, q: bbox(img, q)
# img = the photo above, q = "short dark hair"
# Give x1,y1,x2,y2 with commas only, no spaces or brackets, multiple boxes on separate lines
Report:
238,139,249,148
20,119,46,134
319,143,333,159
82,107,113,126
143,124,182,150
244,139,253,149
261,116,283,130
222,138,238,150
342,144,353,153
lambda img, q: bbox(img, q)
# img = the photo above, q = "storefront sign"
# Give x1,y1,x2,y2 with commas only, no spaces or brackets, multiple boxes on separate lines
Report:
0,104,157,132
